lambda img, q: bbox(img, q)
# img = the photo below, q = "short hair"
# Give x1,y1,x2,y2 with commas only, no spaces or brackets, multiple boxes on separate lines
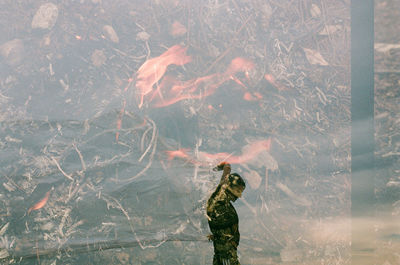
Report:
228,173,246,188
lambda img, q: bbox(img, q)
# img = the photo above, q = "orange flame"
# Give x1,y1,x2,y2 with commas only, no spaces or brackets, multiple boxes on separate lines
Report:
165,148,190,161
134,44,256,108
243,91,263,101
150,58,254,108
136,45,192,108
165,139,272,167
152,73,222,108
28,190,51,214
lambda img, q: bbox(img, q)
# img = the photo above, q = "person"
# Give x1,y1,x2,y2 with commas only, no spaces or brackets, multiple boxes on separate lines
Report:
206,162,246,265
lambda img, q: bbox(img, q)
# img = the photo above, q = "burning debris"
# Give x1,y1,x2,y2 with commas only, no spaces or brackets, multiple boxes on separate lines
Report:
0,0,355,264
133,45,256,109
135,45,192,108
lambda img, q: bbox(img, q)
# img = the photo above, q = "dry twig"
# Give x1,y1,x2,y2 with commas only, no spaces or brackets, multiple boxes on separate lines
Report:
50,156,73,181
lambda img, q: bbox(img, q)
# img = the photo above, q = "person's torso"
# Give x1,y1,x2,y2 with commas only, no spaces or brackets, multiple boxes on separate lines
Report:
207,200,240,246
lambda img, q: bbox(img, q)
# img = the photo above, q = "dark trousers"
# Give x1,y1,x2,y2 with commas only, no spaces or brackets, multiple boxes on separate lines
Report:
212,241,240,265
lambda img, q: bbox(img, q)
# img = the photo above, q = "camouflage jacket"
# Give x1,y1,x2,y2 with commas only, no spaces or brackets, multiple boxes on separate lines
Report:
207,198,240,248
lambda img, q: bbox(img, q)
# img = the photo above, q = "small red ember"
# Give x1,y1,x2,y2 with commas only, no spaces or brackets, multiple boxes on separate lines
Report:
243,92,256,101
28,190,51,214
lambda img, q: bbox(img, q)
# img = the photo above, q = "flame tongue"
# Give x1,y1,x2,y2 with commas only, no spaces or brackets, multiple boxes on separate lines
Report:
134,44,256,108
152,74,222,108
149,57,254,108
165,139,271,166
135,45,191,108
165,148,190,161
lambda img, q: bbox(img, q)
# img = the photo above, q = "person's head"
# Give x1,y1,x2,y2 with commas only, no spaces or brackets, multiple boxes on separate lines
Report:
226,173,246,201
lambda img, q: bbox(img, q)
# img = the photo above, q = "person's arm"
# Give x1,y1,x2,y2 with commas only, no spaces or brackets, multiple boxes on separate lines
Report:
213,162,231,184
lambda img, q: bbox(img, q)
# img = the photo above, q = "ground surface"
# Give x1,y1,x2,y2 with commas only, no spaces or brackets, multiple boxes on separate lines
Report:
0,0,397,264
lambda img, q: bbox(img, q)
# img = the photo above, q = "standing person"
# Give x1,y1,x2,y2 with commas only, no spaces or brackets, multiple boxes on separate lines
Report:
206,162,246,265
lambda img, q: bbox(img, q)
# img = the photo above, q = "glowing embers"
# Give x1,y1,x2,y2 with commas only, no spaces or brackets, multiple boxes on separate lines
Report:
165,138,271,166
135,45,256,108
